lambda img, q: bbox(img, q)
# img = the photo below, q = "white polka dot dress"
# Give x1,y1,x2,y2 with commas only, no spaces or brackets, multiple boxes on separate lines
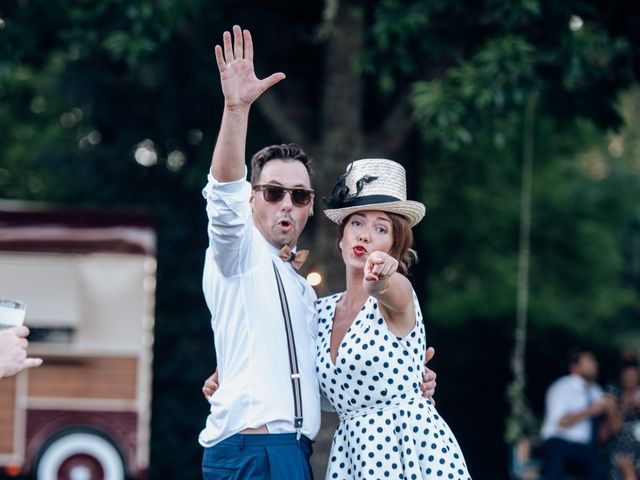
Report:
315,291,471,480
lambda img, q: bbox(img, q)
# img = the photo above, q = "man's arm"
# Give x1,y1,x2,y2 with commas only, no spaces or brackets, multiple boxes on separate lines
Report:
203,346,437,404
557,394,616,428
0,326,42,379
210,25,285,182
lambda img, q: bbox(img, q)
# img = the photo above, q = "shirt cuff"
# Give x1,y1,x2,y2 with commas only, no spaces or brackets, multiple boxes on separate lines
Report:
203,167,249,198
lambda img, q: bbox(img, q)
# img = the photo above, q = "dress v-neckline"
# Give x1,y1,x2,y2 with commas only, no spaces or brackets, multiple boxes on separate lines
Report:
328,294,371,367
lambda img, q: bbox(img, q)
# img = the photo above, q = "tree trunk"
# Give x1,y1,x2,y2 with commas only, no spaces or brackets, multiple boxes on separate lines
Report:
506,93,537,442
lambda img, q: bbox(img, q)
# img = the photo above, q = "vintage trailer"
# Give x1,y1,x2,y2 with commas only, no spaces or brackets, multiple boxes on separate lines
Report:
0,202,155,479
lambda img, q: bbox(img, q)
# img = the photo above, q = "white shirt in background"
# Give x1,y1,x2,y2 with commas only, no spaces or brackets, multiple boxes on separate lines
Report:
540,374,603,444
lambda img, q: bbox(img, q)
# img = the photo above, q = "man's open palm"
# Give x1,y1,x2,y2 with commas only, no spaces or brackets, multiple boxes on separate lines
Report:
214,25,285,109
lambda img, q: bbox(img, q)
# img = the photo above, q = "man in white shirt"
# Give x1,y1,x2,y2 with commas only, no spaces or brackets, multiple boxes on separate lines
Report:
540,348,614,480
199,24,320,480
199,25,437,479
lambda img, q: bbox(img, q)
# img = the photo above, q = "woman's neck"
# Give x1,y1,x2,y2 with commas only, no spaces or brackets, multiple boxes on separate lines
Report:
341,268,368,310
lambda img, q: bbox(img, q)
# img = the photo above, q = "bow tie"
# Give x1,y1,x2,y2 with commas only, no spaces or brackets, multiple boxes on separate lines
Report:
279,245,309,270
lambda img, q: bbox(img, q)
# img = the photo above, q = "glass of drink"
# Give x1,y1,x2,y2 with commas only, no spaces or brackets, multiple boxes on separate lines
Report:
0,298,26,330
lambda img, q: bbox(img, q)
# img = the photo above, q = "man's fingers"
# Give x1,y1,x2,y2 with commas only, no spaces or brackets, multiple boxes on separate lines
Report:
424,346,435,365
243,29,253,61
422,369,436,382
214,45,226,72
202,378,218,400
420,348,437,401
203,369,220,400
232,25,243,60
223,30,233,63
260,73,286,93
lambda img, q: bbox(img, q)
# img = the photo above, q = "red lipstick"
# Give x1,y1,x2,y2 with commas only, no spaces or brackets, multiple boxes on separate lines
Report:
353,245,368,256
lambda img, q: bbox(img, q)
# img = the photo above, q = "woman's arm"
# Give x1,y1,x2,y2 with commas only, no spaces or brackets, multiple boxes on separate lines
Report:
363,251,415,337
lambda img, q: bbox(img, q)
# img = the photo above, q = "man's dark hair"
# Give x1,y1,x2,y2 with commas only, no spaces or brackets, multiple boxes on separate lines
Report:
250,143,314,186
567,347,593,367
622,353,639,369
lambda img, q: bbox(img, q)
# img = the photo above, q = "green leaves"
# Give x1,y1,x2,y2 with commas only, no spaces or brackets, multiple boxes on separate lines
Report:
356,0,430,92
411,35,536,150
411,80,471,149
102,30,157,65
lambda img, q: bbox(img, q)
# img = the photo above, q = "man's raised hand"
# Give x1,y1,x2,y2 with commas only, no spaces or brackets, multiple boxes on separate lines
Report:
214,25,285,110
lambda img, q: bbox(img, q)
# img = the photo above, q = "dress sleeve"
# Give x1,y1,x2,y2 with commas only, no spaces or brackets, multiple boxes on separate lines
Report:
202,169,255,276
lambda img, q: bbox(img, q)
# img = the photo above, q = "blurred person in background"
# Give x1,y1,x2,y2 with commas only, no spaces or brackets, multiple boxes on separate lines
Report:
0,326,42,379
602,354,640,480
540,347,615,480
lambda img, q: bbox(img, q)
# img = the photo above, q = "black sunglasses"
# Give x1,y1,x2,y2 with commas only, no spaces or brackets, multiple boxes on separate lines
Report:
253,184,314,207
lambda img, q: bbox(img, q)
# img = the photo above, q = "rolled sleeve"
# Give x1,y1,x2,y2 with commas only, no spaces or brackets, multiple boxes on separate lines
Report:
202,169,253,276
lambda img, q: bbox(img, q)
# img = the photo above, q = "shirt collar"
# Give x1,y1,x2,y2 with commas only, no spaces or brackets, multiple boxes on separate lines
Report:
569,373,592,389
258,230,297,258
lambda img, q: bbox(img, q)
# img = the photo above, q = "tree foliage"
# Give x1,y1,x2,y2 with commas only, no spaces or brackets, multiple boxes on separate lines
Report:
1,0,639,477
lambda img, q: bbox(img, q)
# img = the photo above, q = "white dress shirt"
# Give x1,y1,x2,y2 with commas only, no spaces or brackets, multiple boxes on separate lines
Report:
198,172,321,448
540,374,603,444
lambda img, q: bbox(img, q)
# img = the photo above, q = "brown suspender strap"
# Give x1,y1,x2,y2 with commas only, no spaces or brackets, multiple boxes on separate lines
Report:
272,261,304,438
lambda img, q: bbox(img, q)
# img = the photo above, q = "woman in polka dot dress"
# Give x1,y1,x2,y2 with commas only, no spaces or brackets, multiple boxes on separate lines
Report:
318,158,471,480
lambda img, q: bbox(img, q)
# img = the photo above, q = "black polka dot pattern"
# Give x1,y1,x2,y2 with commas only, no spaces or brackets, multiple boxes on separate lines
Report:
315,291,471,479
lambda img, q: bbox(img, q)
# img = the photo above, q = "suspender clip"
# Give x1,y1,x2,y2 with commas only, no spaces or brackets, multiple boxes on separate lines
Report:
294,417,303,440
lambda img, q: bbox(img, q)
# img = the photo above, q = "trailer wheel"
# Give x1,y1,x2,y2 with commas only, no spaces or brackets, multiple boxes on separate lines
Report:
36,432,125,480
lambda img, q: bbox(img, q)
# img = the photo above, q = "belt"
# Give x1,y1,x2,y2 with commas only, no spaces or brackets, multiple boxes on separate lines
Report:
339,394,421,421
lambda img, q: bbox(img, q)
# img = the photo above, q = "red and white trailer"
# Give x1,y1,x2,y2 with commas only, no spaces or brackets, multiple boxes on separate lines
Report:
0,202,155,480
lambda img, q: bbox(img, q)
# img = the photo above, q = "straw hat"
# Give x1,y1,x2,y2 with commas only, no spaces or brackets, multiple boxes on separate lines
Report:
323,159,426,227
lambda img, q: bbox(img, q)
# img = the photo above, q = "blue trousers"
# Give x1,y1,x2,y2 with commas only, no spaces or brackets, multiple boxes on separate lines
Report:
202,433,314,480
542,437,606,480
